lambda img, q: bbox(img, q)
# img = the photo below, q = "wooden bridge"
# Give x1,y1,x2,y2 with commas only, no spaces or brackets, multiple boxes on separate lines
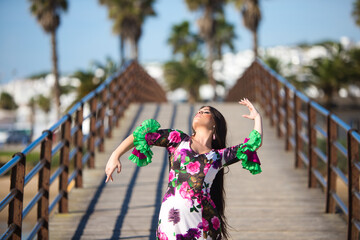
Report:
0,60,359,239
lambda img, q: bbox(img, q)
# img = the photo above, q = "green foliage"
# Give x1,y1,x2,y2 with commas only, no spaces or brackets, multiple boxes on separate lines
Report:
306,42,353,107
27,71,50,80
36,94,51,113
29,0,68,33
72,70,99,101
214,13,237,60
164,59,207,102
0,92,18,110
165,20,209,102
262,55,282,75
99,0,156,59
232,0,261,57
167,21,202,61
71,57,118,103
353,0,360,27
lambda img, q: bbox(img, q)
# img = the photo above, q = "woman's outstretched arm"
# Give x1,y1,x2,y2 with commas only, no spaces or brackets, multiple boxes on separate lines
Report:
105,134,134,183
239,98,263,147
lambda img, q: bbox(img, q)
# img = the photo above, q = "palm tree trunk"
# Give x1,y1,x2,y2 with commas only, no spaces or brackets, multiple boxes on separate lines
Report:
252,31,258,58
120,34,125,65
134,39,139,61
207,38,217,101
203,6,217,101
51,30,61,120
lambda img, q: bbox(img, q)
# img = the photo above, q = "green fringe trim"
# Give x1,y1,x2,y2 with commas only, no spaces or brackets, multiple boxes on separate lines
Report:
128,153,152,167
130,119,161,167
236,130,262,175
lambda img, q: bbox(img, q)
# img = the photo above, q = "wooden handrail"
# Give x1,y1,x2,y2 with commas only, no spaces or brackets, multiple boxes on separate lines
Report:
0,60,166,240
226,58,360,240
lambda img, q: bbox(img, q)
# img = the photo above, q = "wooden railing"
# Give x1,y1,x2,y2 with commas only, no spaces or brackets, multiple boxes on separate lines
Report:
0,61,166,240
226,59,360,240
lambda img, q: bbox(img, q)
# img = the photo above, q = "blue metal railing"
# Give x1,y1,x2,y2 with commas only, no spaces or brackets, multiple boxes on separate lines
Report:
0,60,167,240
226,58,360,240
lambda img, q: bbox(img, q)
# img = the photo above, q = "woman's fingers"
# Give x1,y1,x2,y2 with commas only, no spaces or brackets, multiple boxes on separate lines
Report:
117,162,122,173
105,174,111,183
105,166,115,183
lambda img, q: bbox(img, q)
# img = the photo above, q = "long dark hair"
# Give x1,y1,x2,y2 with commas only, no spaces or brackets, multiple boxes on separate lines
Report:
202,106,229,239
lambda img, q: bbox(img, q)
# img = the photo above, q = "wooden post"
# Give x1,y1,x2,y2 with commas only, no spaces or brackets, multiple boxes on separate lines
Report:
88,98,97,169
107,81,115,138
308,102,317,188
98,89,107,152
294,94,302,168
275,80,281,137
326,115,337,213
284,86,291,151
348,130,359,240
38,130,53,240
270,74,276,127
250,66,255,101
59,116,71,213
258,64,266,111
75,106,84,188
8,153,25,240
115,77,122,127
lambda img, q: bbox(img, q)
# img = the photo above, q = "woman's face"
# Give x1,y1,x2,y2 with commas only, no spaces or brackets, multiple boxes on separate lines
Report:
193,107,215,130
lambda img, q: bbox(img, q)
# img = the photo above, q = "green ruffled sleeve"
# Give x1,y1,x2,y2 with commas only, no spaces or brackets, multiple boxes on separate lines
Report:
236,129,262,175
128,119,161,167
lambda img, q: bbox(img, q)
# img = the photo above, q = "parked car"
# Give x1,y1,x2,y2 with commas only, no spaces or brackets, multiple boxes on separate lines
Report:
6,130,31,145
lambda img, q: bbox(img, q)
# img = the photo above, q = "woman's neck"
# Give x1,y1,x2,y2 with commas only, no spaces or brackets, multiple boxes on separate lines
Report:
192,127,213,149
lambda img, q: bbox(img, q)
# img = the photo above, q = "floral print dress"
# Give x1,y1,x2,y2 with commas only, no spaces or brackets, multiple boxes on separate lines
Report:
129,119,262,240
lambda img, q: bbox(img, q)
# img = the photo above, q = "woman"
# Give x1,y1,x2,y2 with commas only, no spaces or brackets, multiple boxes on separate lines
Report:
105,98,263,239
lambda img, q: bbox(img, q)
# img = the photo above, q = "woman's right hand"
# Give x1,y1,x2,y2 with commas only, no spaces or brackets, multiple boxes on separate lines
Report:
105,155,122,183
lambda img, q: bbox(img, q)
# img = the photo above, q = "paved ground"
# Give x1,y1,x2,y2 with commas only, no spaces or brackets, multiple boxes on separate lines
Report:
49,103,347,240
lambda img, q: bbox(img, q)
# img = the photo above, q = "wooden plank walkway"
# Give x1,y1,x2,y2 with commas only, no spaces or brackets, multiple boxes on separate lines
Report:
49,103,347,239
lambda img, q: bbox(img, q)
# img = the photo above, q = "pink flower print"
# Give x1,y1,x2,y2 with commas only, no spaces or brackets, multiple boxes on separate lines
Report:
168,146,176,154
211,216,220,230
186,161,200,175
145,132,161,145
202,218,209,231
179,181,194,200
157,225,168,240
203,163,211,175
168,130,181,143
158,231,168,240
169,169,175,182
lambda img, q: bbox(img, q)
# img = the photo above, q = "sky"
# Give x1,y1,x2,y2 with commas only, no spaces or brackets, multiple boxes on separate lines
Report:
0,0,360,83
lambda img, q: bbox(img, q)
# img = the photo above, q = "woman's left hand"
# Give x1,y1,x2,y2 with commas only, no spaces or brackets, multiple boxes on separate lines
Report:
239,98,260,120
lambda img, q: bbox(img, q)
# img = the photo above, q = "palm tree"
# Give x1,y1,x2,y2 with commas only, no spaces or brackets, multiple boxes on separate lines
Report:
0,92,17,110
306,42,351,108
99,0,156,62
71,57,117,103
213,13,237,61
167,21,202,61
262,55,282,75
29,0,68,120
165,21,207,102
185,0,228,100
233,0,261,58
353,0,360,27
164,59,207,102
